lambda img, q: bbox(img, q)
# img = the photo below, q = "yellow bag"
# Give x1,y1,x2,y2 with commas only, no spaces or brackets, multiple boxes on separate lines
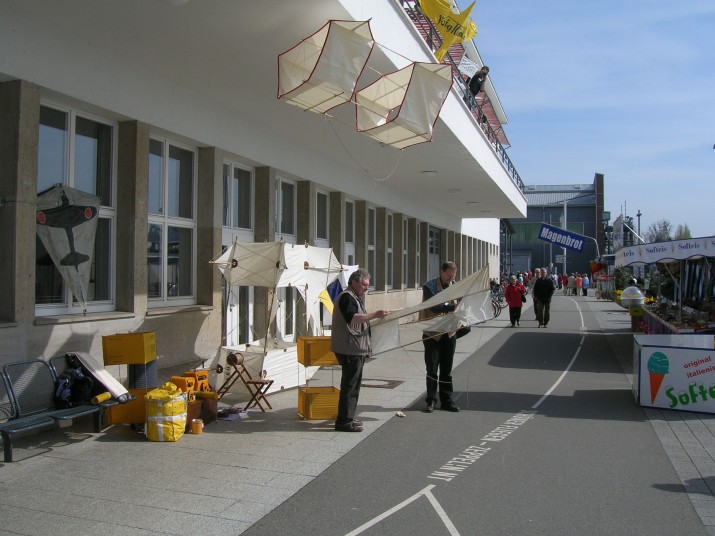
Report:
145,382,187,442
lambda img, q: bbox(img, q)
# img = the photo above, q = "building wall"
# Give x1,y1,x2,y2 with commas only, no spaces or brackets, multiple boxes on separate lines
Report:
0,77,499,370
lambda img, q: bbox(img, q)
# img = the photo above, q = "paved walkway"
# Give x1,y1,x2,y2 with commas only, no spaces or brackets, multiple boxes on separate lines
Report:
0,297,714,535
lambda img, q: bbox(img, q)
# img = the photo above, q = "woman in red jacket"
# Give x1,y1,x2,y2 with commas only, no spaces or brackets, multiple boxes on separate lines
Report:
504,274,527,327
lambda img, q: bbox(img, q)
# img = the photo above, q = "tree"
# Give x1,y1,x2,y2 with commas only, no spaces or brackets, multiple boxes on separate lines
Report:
644,219,672,243
674,223,692,240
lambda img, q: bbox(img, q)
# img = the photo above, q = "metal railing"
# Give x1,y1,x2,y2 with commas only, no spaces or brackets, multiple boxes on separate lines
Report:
399,0,525,191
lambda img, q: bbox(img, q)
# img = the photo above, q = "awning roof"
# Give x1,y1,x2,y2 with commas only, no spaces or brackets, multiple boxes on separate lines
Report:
615,236,715,266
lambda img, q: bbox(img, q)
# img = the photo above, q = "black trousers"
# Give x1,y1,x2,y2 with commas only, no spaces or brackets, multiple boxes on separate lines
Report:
335,354,365,426
423,334,456,405
509,306,522,326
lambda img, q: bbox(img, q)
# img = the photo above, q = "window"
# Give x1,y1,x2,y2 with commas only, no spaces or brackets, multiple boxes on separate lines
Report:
35,104,115,314
147,138,196,305
344,199,355,265
367,207,376,285
316,191,329,241
387,213,393,288
222,163,253,229
274,178,296,237
403,219,408,287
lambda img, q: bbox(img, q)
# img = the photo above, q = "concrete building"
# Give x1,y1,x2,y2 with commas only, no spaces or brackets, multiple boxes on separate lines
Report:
504,173,605,276
0,0,526,370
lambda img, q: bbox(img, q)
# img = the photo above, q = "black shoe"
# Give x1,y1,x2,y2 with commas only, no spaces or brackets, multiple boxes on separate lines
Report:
441,402,460,412
335,422,363,432
352,420,363,427
423,402,436,413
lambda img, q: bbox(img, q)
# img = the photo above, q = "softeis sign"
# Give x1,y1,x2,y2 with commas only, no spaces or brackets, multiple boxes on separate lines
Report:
538,222,586,253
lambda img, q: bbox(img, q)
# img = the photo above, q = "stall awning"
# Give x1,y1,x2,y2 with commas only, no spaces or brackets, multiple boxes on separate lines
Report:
615,236,715,267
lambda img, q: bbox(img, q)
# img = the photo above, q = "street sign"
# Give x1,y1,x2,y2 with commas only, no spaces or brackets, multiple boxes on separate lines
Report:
555,255,565,263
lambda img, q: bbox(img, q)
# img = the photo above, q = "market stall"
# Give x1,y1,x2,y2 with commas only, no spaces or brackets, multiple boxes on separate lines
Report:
615,236,715,334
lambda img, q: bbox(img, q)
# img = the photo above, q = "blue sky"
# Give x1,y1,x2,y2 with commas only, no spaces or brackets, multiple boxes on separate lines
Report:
456,0,715,239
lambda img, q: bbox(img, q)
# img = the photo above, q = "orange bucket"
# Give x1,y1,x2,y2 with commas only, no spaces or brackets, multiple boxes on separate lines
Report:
191,418,203,434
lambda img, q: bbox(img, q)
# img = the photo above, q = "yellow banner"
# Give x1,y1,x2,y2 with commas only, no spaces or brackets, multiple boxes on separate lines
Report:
421,0,477,61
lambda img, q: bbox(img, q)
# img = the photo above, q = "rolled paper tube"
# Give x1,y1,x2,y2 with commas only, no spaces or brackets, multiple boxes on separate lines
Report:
92,391,112,404
194,391,218,400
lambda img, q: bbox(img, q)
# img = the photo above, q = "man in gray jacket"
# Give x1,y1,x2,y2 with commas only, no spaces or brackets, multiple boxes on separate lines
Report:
331,268,388,432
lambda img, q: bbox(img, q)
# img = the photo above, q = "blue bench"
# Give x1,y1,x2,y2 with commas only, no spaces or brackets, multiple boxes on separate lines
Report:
0,359,103,463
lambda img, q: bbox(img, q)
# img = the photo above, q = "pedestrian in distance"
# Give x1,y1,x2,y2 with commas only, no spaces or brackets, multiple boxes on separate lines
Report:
529,268,540,320
504,274,527,327
534,267,555,328
420,261,461,413
582,274,590,296
330,268,388,432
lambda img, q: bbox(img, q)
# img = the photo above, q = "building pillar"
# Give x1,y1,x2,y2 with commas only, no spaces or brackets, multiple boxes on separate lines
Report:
329,191,345,263
375,207,387,291
196,147,222,309
0,80,39,324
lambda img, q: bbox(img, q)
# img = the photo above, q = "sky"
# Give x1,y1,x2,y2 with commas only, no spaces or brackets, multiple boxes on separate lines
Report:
456,0,715,239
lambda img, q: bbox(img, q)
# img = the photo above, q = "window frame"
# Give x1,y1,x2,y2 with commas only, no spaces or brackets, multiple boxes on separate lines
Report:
147,136,197,307
35,102,117,316
275,176,297,240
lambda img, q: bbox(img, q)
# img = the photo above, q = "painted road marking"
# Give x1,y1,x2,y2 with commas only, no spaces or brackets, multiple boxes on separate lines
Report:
345,485,460,536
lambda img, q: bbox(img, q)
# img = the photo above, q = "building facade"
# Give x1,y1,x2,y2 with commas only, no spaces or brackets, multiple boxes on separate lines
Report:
505,173,605,276
0,0,526,370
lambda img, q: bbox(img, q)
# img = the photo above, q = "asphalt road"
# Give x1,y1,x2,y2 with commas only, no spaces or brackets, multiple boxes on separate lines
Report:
245,296,706,535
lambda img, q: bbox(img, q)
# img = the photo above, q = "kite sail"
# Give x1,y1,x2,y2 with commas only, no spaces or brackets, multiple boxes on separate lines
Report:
277,19,374,114
208,240,343,396
355,62,453,149
36,184,100,311
370,264,493,355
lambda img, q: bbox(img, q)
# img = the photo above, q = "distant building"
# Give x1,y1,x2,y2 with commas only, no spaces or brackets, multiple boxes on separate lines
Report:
503,174,605,276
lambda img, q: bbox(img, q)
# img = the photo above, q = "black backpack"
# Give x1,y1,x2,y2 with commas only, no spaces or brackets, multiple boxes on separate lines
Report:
54,355,94,409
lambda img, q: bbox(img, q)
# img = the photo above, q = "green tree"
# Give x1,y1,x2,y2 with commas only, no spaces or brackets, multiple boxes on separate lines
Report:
644,219,672,243
674,223,692,239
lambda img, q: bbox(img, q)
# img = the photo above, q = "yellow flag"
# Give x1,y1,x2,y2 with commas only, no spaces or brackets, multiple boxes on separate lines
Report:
319,289,334,315
420,0,478,62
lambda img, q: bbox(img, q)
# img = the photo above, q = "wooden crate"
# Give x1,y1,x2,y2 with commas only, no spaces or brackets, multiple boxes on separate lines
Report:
297,386,340,420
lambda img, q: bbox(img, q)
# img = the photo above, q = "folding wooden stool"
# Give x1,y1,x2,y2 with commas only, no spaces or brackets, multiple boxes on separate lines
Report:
216,353,274,411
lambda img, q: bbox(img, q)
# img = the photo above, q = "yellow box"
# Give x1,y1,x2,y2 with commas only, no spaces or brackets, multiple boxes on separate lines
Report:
102,332,157,365
297,386,340,420
104,388,152,425
297,336,338,367
183,370,210,392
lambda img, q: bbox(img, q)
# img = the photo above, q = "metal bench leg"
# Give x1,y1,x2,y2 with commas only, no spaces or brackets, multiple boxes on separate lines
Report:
2,431,12,463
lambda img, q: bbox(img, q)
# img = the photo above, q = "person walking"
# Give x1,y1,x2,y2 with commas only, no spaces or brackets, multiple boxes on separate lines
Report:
504,274,527,327
534,267,555,328
330,268,388,432
582,274,590,297
420,261,461,413
529,268,540,320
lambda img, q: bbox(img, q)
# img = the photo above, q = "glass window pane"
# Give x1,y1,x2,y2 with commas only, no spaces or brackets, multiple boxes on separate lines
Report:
316,192,328,240
167,145,194,218
37,107,68,193
91,217,112,301
35,235,65,304
222,163,230,227
280,181,295,235
167,226,193,297
234,167,251,229
147,223,163,298
345,201,353,243
148,140,164,215
75,116,113,205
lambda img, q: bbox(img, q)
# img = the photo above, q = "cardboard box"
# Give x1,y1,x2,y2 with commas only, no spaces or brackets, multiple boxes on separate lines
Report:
297,336,338,367
297,386,340,420
102,332,157,365
104,388,152,425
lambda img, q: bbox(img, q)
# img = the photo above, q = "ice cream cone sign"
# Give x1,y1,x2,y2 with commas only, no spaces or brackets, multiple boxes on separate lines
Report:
647,352,670,404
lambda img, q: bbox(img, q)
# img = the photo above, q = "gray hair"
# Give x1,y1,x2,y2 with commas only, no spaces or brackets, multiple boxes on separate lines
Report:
348,268,370,285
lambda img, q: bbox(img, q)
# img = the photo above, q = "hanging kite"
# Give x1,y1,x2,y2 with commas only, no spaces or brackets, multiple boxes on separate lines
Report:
277,19,375,114
36,184,100,311
420,0,478,62
355,62,453,149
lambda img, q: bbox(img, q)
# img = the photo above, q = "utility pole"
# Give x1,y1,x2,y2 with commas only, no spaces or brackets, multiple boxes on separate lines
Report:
636,210,642,238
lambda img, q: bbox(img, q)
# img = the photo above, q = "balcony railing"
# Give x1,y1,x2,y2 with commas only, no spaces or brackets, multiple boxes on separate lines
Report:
398,0,525,191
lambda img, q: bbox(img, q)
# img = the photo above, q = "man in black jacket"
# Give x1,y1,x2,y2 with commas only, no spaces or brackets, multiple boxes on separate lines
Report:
533,267,555,328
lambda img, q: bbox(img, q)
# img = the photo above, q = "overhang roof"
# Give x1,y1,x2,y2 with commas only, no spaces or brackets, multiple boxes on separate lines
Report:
0,0,526,221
